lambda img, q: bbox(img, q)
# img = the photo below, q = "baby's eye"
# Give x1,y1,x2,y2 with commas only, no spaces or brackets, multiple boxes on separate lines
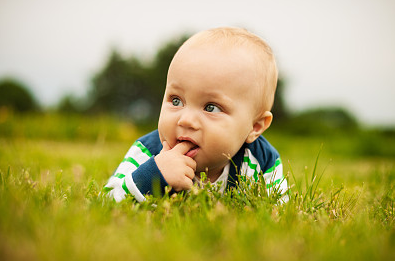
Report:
172,97,183,107
204,104,221,113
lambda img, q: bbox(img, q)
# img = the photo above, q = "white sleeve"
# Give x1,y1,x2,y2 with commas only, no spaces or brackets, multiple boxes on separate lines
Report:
103,141,152,202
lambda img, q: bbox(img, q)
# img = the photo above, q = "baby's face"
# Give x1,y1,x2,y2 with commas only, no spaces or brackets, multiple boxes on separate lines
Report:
158,43,261,177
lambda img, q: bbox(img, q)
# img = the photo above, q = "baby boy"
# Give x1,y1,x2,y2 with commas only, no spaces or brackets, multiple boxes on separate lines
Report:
104,27,288,203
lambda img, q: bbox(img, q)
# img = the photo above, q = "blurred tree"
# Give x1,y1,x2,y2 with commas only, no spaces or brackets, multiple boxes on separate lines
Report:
0,78,39,112
89,50,147,114
88,36,188,123
57,94,82,113
271,78,289,121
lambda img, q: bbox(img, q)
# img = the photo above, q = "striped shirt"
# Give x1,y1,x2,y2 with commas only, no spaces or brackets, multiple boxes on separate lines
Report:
104,130,288,203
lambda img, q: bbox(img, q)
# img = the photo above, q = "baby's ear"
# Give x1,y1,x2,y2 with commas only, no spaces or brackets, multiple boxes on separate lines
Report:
245,111,273,143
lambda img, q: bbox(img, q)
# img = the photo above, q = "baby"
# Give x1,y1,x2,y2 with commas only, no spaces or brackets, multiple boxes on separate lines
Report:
104,27,288,203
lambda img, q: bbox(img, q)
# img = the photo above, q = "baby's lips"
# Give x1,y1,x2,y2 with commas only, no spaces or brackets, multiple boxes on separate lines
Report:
177,136,198,147
176,140,193,145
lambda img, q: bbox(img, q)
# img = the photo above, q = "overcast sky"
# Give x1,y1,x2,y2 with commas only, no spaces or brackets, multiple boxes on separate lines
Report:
1,0,394,126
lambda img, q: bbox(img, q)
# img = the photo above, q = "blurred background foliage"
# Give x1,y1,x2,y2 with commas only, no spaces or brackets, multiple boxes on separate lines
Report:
0,33,394,149
0,78,40,113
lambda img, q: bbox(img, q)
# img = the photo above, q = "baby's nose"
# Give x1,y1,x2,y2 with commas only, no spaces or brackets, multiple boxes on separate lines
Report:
177,109,200,130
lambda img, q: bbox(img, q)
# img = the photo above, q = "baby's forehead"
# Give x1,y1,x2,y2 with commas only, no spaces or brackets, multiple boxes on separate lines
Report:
180,36,268,76
171,41,265,92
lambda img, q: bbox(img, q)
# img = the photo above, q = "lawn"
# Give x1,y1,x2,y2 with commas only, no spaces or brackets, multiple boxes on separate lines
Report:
1,113,394,260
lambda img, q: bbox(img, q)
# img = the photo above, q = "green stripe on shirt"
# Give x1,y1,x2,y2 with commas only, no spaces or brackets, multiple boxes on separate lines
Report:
122,179,131,194
122,157,140,168
113,173,125,179
264,158,283,189
134,141,152,157
102,186,113,192
121,141,152,169
264,158,282,174
243,156,259,181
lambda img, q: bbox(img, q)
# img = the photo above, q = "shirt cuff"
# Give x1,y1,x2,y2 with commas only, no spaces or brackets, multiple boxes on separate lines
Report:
131,156,168,196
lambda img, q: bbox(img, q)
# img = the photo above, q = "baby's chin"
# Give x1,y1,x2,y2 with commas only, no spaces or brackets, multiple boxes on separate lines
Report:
195,160,226,174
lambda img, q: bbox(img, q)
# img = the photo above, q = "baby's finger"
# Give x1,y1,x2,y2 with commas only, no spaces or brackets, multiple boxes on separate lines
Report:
184,156,197,172
184,167,195,180
182,176,194,190
173,141,195,155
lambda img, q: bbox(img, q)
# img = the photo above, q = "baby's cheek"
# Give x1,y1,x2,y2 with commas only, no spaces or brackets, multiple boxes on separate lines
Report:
208,142,232,161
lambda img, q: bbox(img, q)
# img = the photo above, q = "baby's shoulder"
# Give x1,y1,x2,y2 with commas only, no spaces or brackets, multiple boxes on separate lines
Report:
244,136,280,171
247,135,279,156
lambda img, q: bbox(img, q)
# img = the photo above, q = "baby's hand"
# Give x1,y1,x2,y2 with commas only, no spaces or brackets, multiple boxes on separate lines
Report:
154,141,197,192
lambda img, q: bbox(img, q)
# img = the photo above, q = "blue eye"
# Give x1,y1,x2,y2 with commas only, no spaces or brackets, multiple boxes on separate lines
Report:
172,97,183,107
205,104,221,113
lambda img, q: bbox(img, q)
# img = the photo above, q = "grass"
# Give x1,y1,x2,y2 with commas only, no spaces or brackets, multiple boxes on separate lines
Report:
1,112,395,260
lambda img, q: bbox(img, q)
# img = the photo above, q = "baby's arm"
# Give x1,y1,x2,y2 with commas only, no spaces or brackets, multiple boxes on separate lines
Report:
262,158,289,203
103,140,160,202
104,140,196,202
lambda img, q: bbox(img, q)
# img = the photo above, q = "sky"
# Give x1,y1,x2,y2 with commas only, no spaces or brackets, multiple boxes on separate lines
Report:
1,0,395,126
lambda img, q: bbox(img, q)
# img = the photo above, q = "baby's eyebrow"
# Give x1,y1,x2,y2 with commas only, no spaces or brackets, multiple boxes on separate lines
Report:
165,83,185,93
201,90,232,103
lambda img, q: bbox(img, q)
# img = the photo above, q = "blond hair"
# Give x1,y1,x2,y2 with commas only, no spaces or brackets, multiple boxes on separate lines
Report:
178,27,278,113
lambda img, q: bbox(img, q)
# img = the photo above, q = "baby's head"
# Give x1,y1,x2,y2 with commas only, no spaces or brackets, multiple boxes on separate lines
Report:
181,27,278,114
158,27,278,177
